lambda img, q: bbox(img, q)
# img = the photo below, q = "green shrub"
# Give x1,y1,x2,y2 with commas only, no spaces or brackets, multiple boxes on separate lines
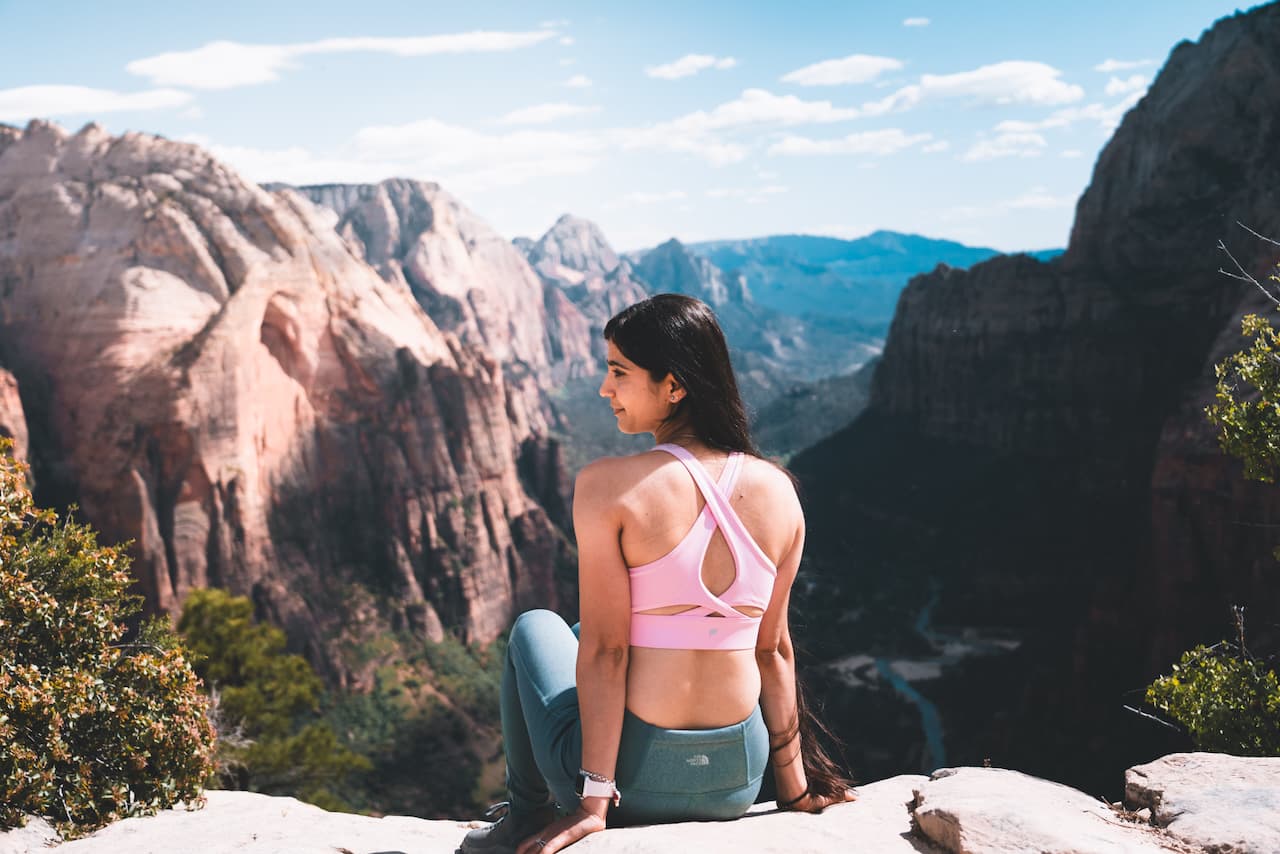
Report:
1207,311,1280,484
422,633,506,727
1145,642,1280,755
177,588,370,810
0,441,216,832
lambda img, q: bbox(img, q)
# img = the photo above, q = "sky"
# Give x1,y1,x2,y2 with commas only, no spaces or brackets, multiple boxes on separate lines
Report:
0,1,1258,253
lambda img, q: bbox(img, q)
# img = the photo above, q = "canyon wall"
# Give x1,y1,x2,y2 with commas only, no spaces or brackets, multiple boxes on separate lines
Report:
0,123,566,687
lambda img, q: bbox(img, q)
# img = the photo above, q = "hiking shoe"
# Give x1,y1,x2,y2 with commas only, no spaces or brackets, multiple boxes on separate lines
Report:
460,801,558,854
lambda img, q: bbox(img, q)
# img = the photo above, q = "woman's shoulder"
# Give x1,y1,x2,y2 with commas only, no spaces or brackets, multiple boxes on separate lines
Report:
574,448,674,493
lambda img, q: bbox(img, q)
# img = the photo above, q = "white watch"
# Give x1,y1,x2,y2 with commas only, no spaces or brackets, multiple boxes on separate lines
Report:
575,770,621,806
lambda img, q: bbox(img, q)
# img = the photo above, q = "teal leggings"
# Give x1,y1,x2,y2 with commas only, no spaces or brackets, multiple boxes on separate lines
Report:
501,609,768,826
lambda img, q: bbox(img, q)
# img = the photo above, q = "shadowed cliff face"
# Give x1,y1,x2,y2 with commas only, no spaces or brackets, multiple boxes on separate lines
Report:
0,122,566,688
792,4,1280,794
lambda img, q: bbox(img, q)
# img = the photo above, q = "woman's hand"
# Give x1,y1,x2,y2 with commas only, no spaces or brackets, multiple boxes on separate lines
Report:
779,788,858,813
515,805,606,854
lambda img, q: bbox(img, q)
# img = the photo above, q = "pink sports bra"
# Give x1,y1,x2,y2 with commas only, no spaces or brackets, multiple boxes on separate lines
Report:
628,443,778,651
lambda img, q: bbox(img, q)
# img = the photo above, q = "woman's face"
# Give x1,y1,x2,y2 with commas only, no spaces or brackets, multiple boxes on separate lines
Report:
598,339,681,435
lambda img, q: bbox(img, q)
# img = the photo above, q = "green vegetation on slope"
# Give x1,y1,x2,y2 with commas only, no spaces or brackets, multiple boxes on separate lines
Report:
0,441,215,834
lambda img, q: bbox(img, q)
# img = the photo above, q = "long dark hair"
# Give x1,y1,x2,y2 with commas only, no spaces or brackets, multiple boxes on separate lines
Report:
603,292,855,802
603,293,757,455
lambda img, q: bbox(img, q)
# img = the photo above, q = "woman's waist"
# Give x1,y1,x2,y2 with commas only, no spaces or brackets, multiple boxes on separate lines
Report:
625,648,760,728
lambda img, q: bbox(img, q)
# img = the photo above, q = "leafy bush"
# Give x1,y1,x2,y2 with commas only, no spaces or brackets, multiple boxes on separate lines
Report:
1207,311,1280,483
177,588,370,811
0,441,215,832
1145,641,1280,755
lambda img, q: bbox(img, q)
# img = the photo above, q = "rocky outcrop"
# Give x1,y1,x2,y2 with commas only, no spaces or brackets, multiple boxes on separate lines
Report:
295,179,590,402
12,753,1271,853
1125,753,1280,853
515,215,648,368
0,123,564,687
525,213,620,280
632,237,750,307
0,367,27,464
791,3,1280,794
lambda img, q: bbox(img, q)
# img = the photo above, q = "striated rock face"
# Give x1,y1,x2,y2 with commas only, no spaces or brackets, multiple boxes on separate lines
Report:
515,215,648,369
0,367,27,464
0,122,564,687
526,213,620,280
792,3,1280,794
295,179,589,403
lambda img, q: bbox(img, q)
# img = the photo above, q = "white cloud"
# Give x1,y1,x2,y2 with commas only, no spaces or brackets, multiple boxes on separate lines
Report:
1094,58,1153,73
1105,74,1149,97
499,102,600,125
186,119,611,196
564,74,592,88
769,128,933,156
559,58,576,66
994,90,1143,134
863,61,1084,116
1061,149,1083,158
180,105,204,120
921,140,950,153
961,132,1048,161
940,186,1076,221
127,31,557,90
559,36,575,46
351,118,604,188
645,54,737,80
903,17,931,27
666,88,861,132
1004,187,1074,209
620,89,865,166
0,84,192,122
622,190,687,204
781,54,903,86
706,185,788,199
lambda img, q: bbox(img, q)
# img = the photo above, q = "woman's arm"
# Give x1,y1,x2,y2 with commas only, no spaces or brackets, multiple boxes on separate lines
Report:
755,492,856,812
572,458,632,818
516,459,631,854
755,511,809,805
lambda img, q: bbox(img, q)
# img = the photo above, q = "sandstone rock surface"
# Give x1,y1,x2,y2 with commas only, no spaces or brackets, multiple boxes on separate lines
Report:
0,367,27,463
297,180,590,393
13,754,1275,854
0,122,563,687
912,767,1176,854
1125,752,1280,854
7,777,934,854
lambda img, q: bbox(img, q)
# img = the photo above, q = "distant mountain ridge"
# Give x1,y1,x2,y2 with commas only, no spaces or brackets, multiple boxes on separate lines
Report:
686,230,1062,330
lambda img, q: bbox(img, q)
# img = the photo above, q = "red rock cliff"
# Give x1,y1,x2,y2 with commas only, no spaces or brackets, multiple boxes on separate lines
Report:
0,122,565,686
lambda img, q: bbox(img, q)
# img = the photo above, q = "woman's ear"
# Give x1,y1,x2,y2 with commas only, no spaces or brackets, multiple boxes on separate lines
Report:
666,377,685,404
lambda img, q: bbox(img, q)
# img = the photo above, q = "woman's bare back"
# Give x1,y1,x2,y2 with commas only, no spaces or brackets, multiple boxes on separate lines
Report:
606,447,801,728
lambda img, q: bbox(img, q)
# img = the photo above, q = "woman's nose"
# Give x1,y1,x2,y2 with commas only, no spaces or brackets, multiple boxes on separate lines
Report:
598,375,610,397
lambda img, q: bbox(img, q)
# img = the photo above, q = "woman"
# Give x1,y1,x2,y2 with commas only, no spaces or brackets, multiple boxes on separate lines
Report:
461,294,856,854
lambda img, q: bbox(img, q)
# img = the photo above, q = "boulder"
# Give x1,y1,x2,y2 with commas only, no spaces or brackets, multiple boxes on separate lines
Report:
1125,752,1280,853
911,767,1177,853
